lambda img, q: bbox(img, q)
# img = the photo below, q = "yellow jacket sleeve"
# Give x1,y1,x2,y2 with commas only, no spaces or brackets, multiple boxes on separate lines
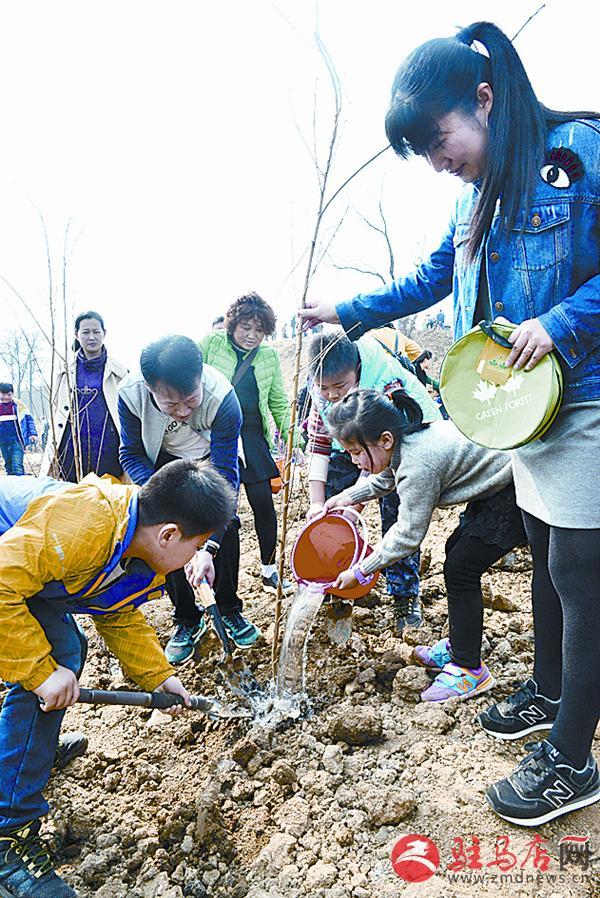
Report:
92,608,174,691
399,334,424,362
0,500,111,690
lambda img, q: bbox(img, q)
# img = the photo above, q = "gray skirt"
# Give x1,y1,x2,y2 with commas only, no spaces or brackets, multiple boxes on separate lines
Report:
511,400,600,528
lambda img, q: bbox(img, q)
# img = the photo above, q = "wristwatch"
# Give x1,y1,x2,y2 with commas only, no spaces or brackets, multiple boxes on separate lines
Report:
201,541,219,558
351,562,373,586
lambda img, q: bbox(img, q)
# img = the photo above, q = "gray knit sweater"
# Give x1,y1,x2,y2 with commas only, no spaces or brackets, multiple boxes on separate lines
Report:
346,419,512,574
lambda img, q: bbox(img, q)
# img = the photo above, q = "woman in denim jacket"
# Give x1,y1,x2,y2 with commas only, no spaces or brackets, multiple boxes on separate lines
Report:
300,21,600,827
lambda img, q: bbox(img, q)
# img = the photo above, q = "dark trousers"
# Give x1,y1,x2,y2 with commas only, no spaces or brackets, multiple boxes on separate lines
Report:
524,512,600,768
244,479,277,566
166,518,242,626
325,451,419,599
0,600,87,831
444,528,509,669
154,450,242,626
0,437,25,476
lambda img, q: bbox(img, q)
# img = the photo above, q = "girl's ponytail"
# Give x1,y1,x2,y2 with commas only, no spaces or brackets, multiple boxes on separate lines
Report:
387,389,424,434
328,388,427,460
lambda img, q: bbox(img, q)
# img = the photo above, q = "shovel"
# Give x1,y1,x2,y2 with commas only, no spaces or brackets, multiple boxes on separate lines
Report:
76,687,252,720
193,580,263,703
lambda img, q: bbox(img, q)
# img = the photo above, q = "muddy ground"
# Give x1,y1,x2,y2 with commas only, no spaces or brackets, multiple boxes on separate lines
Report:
2,329,599,897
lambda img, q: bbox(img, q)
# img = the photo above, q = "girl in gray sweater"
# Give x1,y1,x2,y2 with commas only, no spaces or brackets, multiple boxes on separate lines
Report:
323,388,526,703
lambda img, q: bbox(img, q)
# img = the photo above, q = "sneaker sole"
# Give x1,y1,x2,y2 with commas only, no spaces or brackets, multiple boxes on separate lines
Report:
226,633,261,649
478,718,555,741
486,786,600,827
423,675,496,703
263,583,294,597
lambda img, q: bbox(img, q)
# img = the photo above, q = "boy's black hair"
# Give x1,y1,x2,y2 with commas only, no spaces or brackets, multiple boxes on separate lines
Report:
385,21,599,261
328,388,427,466
0,382,14,393
140,335,204,396
138,458,236,538
308,332,360,380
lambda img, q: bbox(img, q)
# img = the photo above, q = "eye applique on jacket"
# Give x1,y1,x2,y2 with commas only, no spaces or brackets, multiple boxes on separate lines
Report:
540,147,584,189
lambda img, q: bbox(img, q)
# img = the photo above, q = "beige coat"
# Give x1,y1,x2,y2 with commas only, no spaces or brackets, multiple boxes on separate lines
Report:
41,353,128,477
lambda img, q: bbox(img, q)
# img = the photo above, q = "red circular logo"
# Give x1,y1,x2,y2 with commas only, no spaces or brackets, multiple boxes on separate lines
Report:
391,833,440,883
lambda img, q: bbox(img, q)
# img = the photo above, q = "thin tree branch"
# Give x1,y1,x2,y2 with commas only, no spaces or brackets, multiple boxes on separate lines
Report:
511,4,546,42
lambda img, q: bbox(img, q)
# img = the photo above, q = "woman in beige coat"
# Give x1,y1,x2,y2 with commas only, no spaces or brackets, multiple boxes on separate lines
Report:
42,311,127,481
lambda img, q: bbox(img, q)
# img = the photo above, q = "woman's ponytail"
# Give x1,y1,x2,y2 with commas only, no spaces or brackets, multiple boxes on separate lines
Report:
455,22,546,257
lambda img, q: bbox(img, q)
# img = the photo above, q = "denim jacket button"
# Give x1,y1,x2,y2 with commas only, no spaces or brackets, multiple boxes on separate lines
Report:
490,251,500,263
531,213,542,228
494,301,504,311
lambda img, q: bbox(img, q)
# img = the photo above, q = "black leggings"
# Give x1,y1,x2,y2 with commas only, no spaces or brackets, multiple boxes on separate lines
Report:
243,479,277,566
524,511,600,768
444,527,509,669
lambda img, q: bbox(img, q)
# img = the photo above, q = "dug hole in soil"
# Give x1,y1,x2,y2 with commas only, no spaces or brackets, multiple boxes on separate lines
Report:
3,330,599,898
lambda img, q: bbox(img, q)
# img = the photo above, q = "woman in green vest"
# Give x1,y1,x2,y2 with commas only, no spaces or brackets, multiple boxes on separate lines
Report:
200,293,293,596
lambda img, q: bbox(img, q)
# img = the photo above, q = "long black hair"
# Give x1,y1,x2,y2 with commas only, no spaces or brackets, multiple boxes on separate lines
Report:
328,388,427,465
385,21,599,260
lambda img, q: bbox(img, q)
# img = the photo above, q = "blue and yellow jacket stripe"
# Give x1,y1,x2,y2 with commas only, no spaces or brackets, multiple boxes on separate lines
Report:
0,474,173,691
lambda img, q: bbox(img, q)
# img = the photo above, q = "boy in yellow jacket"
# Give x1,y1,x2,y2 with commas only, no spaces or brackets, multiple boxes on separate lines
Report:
0,459,235,898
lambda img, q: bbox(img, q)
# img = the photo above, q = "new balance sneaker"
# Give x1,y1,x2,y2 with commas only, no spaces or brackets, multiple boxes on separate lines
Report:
52,733,88,773
262,572,294,597
393,595,423,634
165,617,208,666
486,740,600,827
421,662,494,703
413,637,452,672
478,678,559,741
221,612,261,648
0,819,76,897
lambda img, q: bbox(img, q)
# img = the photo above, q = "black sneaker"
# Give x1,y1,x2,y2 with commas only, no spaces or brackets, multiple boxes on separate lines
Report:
394,595,422,634
52,733,88,773
262,572,294,597
0,819,77,897
486,740,600,827
478,678,559,740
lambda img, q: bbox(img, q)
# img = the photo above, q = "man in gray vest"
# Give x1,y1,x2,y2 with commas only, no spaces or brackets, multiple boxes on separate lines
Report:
118,335,260,663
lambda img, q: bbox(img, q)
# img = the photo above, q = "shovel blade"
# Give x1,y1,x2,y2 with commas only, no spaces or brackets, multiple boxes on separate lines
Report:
324,600,354,645
217,655,263,704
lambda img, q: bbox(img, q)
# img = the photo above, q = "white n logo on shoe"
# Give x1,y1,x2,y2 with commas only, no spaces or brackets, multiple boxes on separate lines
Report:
542,779,574,808
518,705,546,726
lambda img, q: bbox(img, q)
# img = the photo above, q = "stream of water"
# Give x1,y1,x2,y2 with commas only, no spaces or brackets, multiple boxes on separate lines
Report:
244,583,325,725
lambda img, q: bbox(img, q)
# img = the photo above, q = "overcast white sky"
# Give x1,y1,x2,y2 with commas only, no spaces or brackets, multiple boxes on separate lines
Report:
0,0,598,376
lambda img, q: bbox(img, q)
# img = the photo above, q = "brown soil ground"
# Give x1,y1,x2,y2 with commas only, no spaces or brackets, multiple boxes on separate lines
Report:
1,330,599,897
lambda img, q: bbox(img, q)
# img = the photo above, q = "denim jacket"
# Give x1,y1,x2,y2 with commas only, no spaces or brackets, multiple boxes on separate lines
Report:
337,119,600,404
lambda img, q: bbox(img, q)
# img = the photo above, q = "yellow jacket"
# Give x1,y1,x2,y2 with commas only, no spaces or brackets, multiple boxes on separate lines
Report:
0,475,173,691
370,325,423,363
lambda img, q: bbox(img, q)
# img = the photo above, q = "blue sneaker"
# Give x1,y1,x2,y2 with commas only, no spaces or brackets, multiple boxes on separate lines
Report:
393,595,422,633
0,820,76,897
165,617,208,665
413,637,452,672
221,612,261,648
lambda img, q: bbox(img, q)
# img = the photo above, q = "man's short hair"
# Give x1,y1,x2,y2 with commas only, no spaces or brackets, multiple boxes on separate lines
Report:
0,382,14,394
138,459,236,538
140,336,203,396
308,332,360,380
